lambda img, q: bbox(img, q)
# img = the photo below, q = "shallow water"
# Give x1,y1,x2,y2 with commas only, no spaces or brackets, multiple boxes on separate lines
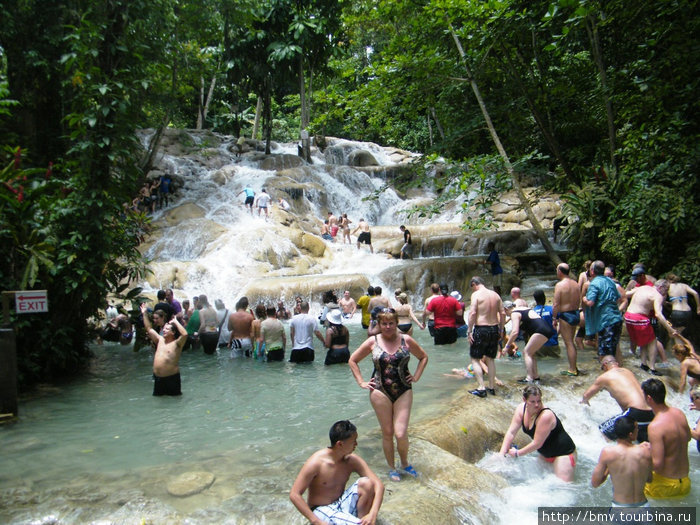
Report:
2,317,698,523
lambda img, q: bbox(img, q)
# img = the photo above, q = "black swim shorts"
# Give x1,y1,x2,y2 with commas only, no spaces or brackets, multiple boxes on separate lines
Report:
470,325,500,359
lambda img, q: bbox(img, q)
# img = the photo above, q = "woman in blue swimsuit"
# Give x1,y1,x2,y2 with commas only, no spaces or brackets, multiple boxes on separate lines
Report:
500,385,577,482
349,309,428,482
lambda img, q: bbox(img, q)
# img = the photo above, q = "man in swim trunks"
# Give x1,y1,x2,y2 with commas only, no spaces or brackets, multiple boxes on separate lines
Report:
641,378,691,499
624,279,677,375
255,188,271,218
141,303,187,396
591,416,652,508
290,420,384,525
338,290,357,319
425,284,461,346
399,225,413,259
582,261,624,362
237,187,255,215
467,277,505,398
228,296,255,357
289,301,324,363
352,218,373,253
553,263,582,376
581,356,655,442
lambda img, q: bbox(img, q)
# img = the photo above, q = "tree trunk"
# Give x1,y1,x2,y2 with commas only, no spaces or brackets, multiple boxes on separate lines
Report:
586,14,617,172
139,111,170,174
427,110,433,147
196,75,217,130
252,96,262,140
430,107,445,141
448,23,561,266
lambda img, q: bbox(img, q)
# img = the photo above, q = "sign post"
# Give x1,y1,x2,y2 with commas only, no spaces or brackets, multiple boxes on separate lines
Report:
1,290,49,422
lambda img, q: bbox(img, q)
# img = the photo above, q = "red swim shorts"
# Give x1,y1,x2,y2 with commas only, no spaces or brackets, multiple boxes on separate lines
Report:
624,312,655,347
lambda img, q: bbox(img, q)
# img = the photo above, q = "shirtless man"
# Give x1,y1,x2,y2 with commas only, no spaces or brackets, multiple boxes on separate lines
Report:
422,283,441,337
328,212,339,239
141,303,187,396
625,279,677,375
338,290,357,319
641,378,691,499
352,218,373,253
368,286,390,312
228,296,255,357
581,356,654,442
553,263,582,376
510,287,527,307
290,420,384,525
467,276,505,397
591,416,652,508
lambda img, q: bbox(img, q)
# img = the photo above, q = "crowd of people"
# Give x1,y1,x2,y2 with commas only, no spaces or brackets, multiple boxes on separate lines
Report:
102,252,699,524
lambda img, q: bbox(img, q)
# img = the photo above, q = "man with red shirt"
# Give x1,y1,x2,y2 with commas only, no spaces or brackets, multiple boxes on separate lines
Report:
426,283,462,345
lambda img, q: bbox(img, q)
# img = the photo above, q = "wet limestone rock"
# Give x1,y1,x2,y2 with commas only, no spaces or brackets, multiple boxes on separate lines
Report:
167,471,215,497
348,149,379,167
259,154,304,171
160,202,207,226
211,165,237,185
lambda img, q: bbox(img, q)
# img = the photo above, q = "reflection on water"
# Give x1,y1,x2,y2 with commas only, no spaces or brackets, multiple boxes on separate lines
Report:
2,317,698,523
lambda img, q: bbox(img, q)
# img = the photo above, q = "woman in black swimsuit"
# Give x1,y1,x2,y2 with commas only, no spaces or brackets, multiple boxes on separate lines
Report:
349,309,429,482
503,302,556,383
499,385,577,482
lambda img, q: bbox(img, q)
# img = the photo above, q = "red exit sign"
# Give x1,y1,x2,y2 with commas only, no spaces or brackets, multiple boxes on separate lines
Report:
15,290,49,313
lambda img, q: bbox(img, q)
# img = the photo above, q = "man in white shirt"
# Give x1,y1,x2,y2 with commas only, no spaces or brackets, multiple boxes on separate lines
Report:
289,301,324,363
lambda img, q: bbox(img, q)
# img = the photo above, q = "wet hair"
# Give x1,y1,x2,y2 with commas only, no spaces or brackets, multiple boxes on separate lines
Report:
322,290,338,304
523,385,542,400
583,260,592,270
605,265,616,277
374,286,382,295
367,286,375,295
487,241,495,250
557,263,570,276
690,386,700,401
198,294,210,308
673,342,691,360
300,301,310,313
614,416,636,440
266,306,276,317
236,296,249,310
665,273,679,283
470,276,484,287
255,303,267,319
400,225,406,230
377,308,399,324
166,322,181,339
397,293,408,305
157,289,167,300
641,378,666,404
592,260,605,276
430,283,440,293
329,420,357,447
533,290,546,306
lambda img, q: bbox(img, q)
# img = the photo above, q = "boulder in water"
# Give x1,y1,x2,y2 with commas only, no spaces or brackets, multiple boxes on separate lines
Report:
348,149,379,167
166,471,215,497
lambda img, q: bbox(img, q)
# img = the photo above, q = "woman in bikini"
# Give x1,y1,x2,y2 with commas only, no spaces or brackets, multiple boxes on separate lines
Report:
674,334,700,392
666,273,699,342
349,308,428,482
499,385,577,482
394,293,424,336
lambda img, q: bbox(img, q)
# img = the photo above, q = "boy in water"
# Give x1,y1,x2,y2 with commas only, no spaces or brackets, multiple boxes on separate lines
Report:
591,416,652,507
290,420,384,525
